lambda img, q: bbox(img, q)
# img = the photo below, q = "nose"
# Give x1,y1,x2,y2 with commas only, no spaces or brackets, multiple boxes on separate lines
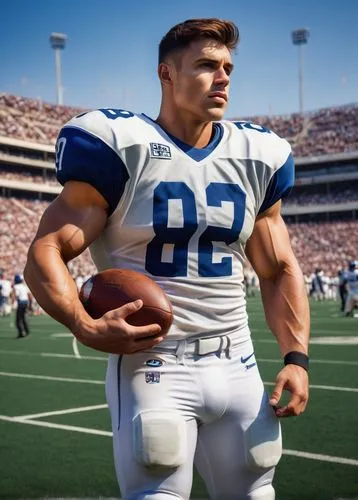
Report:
214,66,230,87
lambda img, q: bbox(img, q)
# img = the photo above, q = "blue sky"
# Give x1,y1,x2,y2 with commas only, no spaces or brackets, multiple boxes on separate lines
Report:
0,0,357,119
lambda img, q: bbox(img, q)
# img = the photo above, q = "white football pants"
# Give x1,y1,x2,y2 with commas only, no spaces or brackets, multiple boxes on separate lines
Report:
106,330,281,500
344,291,358,314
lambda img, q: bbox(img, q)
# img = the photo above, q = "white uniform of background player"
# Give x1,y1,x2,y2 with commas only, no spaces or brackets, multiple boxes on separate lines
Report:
0,275,12,316
56,109,294,500
344,262,358,315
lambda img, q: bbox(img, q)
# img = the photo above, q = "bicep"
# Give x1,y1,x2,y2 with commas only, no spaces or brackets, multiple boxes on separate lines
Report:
245,200,297,280
30,181,108,263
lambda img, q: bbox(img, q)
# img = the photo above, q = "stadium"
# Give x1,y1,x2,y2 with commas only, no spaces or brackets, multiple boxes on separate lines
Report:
1,91,357,499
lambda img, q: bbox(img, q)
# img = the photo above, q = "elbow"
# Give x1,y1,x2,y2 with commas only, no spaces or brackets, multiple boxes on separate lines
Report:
259,259,301,286
24,246,35,287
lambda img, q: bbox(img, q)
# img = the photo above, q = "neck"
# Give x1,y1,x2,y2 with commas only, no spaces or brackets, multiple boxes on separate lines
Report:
156,102,214,149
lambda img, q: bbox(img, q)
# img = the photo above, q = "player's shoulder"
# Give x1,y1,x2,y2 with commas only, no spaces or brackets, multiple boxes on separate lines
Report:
222,119,292,169
60,108,151,149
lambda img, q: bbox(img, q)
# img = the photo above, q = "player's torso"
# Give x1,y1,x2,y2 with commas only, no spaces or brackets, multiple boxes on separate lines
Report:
62,110,288,340
99,120,260,273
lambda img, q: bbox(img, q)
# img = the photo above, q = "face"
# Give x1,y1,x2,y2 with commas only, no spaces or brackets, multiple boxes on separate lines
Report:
162,38,233,121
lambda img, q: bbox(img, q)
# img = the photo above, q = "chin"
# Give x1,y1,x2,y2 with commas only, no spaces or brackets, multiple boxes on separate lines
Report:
205,107,226,122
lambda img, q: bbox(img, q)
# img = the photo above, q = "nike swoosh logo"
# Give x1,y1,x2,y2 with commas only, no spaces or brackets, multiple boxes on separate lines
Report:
241,352,255,364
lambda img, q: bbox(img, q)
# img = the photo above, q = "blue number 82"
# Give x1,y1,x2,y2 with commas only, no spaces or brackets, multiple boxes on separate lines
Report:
145,182,246,277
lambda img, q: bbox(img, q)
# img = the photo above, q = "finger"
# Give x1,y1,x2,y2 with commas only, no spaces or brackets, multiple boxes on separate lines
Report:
118,299,143,318
128,323,162,338
132,335,165,352
269,378,286,406
274,405,291,418
276,394,304,418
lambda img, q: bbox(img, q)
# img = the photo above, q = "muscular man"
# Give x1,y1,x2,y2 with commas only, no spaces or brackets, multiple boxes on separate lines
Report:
25,18,310,500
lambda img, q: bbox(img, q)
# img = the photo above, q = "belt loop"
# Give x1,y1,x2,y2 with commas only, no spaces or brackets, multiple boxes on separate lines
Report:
218,336,224,358
175,340,186,365
225,336,232,359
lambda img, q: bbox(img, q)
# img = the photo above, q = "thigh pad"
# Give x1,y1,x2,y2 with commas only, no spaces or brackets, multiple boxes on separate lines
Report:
245,409,282,470
249,484,275,500
133,410,187,469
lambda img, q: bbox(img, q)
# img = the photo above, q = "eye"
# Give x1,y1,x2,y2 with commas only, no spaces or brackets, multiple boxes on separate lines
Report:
199,61,216,69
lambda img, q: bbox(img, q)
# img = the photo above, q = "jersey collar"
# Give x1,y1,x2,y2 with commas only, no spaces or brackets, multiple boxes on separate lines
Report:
141,114,224,162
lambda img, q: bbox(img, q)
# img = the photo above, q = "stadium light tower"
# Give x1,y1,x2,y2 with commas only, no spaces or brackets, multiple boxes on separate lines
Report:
291,28,309,114
50,32,67,105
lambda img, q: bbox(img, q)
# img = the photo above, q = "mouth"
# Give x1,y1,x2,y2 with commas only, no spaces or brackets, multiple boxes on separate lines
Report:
208,92,227,102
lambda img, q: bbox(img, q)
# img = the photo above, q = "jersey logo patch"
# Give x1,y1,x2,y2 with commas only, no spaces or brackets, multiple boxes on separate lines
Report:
150,143,171,159
145,371,161,384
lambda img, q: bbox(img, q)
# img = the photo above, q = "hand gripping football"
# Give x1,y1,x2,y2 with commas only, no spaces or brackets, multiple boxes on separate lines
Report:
79,268,173,334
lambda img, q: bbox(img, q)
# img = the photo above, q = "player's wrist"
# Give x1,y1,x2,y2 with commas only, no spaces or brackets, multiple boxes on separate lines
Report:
68,304,96,341
284,351,309,372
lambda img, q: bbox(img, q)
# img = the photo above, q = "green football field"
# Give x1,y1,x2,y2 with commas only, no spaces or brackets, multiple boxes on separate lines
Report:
0,297,357,500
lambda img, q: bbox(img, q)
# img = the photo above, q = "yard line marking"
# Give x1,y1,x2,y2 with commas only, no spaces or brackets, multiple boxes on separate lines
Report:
17,404,108,420
254,337,358,345
0,372,104,384
283,449,358,466
0,415,111,436
72,337,81,359
1,415,357,467
0,349,106,361
257,358,358,366
264,381,358,393
51,333,73,337
1,371,357,393
1,349,357,366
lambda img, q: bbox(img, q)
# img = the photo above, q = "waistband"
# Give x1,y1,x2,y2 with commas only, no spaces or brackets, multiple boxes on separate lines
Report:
151,328,251,362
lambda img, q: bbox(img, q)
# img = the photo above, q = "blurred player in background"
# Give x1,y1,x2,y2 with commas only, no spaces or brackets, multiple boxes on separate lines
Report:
0,270,12,317
12,274,32,338
25,18,310,500
338,267,348,312
344,260,358,316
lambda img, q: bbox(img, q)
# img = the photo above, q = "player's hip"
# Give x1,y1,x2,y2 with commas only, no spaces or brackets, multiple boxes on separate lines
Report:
105,331,263,422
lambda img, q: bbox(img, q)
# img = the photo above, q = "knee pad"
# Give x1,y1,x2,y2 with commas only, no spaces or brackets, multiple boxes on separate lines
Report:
133,410,187,469
249,484,275,500
245,409,282,470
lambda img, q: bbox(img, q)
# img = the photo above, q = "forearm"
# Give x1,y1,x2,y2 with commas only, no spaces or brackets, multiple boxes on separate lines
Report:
259,261,310,356
24,242,92,334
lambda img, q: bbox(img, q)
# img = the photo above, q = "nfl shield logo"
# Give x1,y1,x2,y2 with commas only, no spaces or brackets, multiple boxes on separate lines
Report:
150,143,171,159
145,371,160,384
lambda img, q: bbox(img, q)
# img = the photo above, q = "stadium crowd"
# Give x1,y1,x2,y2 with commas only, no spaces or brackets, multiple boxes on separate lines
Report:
0,94,84,145
0,171,58,186
284,182,358,205
0,197,95,284
1,93,358,157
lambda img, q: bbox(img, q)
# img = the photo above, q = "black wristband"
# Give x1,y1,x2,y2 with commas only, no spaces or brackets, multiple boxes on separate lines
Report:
284,351,309,371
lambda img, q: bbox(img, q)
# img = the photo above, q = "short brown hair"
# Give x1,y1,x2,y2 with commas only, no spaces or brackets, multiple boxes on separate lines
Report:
159,18,239,64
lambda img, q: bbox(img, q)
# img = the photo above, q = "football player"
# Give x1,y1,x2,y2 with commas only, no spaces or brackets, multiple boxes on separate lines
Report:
344,260,358,316
25,18,310,500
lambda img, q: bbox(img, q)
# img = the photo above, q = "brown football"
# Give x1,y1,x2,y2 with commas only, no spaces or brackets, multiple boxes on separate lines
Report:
79,268,173,334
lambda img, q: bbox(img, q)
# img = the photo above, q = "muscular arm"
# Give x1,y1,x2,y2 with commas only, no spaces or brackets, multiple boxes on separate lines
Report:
24,181,163,354
245,201,309,355
245,200,310,416
24,181,108,333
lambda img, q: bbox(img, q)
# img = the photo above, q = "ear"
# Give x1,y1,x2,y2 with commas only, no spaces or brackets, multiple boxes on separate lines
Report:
158,62,173,86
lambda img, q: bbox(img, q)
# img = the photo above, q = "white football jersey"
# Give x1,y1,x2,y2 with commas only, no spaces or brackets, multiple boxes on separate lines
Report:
56,108,294,340
346,270,358,292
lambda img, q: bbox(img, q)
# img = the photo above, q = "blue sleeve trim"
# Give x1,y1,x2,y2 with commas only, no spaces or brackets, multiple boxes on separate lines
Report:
55,127,129,215
259,153,295,214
